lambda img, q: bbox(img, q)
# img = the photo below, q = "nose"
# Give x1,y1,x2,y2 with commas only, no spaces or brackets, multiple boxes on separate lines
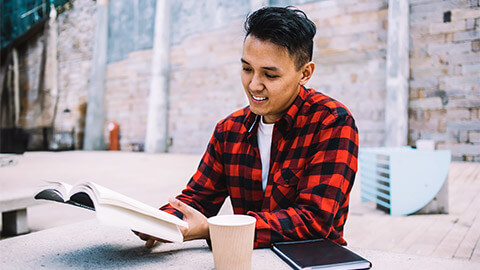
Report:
249,73,264,92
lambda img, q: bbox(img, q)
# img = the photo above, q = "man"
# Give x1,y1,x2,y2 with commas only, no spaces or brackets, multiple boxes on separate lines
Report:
136,6,358,249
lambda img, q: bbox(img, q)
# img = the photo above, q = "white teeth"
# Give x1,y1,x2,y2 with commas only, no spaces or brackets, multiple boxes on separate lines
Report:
252,95,267,101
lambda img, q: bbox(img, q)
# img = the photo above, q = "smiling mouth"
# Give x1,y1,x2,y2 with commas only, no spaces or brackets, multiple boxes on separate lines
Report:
251,95,268,101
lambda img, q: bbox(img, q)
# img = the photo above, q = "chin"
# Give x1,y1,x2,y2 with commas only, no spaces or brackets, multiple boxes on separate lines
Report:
248,106,263,116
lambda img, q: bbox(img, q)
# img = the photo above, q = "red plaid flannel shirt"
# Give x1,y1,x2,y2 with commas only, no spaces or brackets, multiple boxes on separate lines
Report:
161,86,359,248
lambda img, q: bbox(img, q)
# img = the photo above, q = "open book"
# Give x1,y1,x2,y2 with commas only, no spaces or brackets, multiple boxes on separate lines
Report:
34,181,188,243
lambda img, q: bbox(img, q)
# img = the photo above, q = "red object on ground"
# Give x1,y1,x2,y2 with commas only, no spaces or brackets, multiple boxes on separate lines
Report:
108,122,120,151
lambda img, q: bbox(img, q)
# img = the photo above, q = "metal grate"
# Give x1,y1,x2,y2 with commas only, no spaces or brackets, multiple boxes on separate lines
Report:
1,0,70,50
359,147,451,216
359,151,391,211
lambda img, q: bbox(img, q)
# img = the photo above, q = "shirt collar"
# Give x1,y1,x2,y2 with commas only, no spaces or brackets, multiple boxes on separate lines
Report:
244,86,310,134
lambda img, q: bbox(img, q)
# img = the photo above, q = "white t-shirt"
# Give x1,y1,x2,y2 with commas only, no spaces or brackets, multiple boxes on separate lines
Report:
257,116,274,191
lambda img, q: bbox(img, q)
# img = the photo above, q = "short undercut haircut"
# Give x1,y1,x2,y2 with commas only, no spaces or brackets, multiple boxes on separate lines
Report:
244,6,316,70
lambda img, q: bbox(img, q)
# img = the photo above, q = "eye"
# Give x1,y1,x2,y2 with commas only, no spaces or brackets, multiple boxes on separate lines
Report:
265,73,279,79
242,67,252,72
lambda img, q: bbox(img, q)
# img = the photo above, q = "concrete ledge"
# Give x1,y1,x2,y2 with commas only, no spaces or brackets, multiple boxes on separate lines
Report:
0,154,17,167
1,191,43,236
1,220,480,270
0,192,39,212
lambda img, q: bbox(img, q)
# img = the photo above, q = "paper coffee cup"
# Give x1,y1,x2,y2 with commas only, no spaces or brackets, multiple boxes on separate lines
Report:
208,214,256,270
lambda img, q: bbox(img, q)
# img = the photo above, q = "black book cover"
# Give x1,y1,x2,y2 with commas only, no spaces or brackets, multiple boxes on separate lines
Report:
271,239,372,270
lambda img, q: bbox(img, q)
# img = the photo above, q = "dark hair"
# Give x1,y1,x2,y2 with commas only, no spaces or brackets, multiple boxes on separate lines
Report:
244,6,316,70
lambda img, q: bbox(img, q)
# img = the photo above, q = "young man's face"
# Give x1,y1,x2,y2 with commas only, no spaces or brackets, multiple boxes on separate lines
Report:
241,35,313,124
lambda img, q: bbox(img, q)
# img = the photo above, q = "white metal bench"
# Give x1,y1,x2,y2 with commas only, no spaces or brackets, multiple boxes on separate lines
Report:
1,192,42,236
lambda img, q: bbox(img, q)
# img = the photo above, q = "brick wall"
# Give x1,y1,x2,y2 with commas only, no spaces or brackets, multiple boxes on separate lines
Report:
55,0,96,149
18,31,45,130
168,20,247,153
13,0,480,160
168,0,389,153
16,0,95,149
409,0,480,161
104,50,153,151
302,0,389,147
168,0,480,160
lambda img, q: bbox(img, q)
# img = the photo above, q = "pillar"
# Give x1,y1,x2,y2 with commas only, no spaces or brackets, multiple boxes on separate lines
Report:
84,0,109,150
145,0,171,153
385,0,410,147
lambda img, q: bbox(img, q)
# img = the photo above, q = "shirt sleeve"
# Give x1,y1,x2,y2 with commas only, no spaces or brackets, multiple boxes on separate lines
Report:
247,114,359,248
160,122,228,219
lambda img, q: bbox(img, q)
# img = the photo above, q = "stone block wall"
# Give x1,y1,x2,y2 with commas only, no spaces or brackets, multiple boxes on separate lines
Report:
18,31,46,130
302,0,389,147
16,0,95,149
104,50,153,151
12,0,480,160
409,0,480,161
168,0,389,152
166,0,250,153
55,0,96,149
168,20,247,153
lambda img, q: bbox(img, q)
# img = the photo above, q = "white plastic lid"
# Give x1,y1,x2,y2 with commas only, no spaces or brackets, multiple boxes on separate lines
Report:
208,214,256,226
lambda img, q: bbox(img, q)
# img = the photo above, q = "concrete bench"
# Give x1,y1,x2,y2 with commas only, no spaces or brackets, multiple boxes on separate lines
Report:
1,192,42,236
0,154,17,167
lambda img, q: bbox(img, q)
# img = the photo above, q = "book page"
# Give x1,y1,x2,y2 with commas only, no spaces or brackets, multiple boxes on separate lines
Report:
81,182,188,228
34,181,74,202
35,181,187,243
96,204,184,243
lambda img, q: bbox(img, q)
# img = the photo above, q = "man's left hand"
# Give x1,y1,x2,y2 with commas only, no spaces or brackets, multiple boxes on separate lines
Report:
133,198,209,249
168,197,210,241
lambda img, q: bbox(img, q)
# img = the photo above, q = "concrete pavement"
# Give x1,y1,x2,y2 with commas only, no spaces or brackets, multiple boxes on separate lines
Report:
1,151,479,268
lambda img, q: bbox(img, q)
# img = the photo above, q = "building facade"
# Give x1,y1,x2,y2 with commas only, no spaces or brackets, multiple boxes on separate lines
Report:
9,0,480,161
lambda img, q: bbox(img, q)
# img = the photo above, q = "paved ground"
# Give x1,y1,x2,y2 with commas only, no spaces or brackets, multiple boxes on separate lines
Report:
347,161,480,262
1,151,479,266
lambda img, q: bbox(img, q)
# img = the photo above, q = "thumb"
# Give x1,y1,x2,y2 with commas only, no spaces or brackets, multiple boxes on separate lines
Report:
168,198,193,215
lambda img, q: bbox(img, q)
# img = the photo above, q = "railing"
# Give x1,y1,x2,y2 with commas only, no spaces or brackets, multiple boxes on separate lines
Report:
1,0,70,50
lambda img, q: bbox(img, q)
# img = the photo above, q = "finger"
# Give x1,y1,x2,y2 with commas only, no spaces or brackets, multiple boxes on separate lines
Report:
137,232,152,241
145,239,156,249
168,198,193,215
136,232,157,241
136,231,170,243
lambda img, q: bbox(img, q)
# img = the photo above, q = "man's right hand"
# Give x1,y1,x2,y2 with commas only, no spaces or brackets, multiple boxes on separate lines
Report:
132,230,171,249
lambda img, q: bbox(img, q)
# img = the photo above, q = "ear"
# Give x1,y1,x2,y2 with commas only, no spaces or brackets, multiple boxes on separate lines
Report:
299,62,315,86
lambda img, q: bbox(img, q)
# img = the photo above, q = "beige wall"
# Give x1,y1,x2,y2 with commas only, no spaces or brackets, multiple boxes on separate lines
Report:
168,20,247,153
304,0,389,147
55,0,96,149
409,1,480,161
14,0,480,161
17,0,95,149
168,0,390,152
104,50,152,151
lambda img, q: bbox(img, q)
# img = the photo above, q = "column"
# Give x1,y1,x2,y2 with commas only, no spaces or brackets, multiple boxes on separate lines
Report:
385,0,410,147
84,0,109,150
145,0,172,153
45,4,58,127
